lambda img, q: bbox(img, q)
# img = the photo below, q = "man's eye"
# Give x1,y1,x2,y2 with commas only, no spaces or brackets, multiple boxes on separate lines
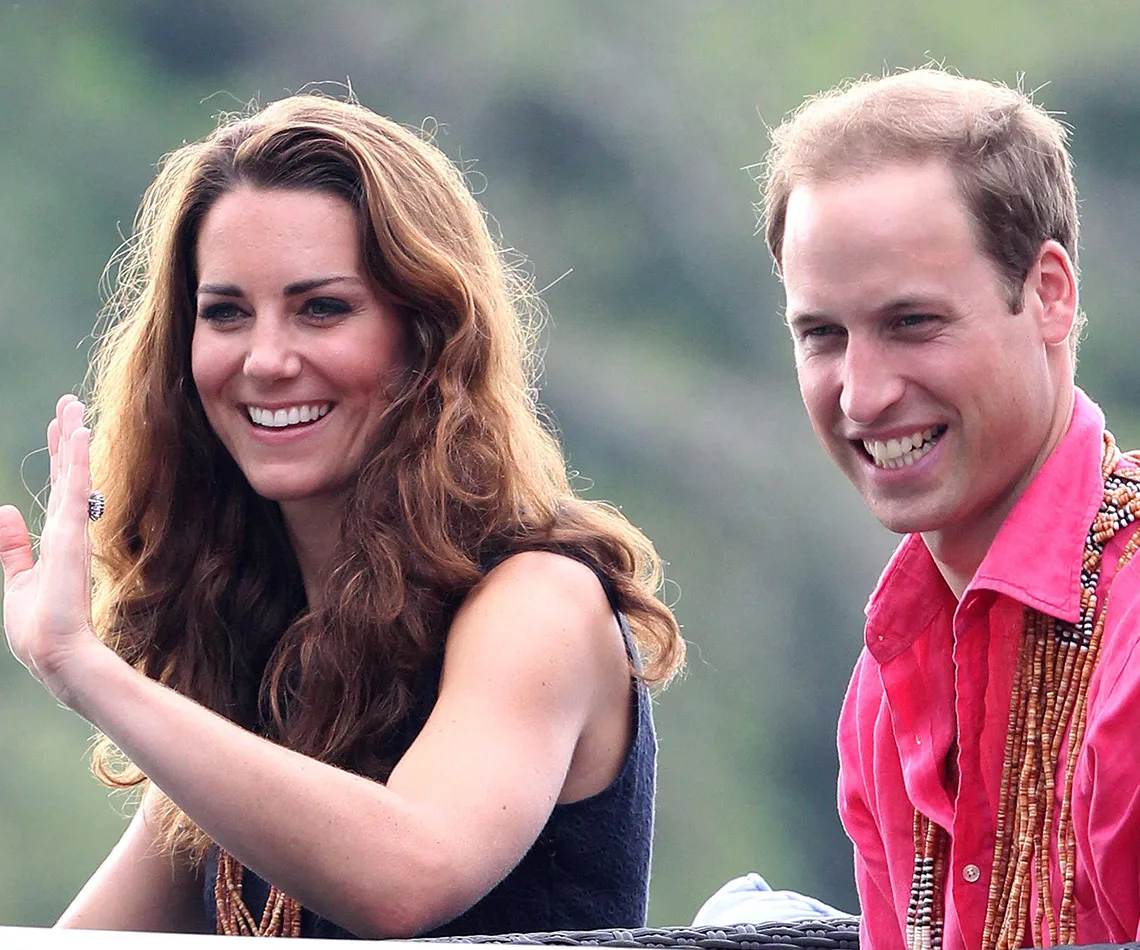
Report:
897,313,933,329
801,324,842,341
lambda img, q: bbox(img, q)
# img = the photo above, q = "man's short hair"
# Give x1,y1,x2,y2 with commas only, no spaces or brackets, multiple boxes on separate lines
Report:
761,68,1082,341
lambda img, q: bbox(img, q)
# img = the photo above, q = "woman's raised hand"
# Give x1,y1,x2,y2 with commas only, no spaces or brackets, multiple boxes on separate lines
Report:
0,394,105,705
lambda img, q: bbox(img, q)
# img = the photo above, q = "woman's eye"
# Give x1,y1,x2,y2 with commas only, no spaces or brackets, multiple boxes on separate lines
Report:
198,302,245,324
305,297,352,320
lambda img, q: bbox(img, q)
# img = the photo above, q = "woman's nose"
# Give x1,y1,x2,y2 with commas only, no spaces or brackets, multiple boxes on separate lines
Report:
243,318,302,380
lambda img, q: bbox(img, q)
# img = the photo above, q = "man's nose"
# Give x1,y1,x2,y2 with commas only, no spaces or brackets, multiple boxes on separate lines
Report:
838,336,905,424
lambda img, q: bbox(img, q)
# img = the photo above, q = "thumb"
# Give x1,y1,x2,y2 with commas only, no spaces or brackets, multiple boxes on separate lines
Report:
0,505,34,585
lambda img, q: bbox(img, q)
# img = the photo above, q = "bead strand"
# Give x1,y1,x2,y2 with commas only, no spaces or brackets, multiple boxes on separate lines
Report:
215,848,303,937
909,434,1140,950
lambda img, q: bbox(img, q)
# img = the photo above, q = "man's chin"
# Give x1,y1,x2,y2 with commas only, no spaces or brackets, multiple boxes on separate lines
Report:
861,497,946,537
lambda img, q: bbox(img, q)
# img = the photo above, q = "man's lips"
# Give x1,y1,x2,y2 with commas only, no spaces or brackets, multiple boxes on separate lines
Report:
856,425,947,469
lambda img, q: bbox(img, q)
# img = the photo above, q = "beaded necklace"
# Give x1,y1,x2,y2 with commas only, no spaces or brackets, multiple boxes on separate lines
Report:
215,848,303,937
905,431,1140,950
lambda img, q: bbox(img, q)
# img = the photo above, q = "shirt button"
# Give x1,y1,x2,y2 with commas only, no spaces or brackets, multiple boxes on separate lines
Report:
963,864,981,883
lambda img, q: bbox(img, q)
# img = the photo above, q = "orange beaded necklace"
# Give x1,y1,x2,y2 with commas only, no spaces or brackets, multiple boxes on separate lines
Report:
906,432,1140,950
215,847,303,937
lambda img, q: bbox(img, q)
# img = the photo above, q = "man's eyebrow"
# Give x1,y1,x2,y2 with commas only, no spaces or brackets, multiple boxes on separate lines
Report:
786,309,830,329
879,295,941,314
196,275,361,298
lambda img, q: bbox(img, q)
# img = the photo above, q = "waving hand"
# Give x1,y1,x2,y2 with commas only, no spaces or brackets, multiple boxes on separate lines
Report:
0,394,107,705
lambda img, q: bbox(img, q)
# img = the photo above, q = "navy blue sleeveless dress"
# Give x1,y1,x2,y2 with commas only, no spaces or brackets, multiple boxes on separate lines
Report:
202,583,657,938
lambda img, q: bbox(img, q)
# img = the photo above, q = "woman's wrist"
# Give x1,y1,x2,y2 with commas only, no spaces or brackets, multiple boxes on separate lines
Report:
50,635,131,722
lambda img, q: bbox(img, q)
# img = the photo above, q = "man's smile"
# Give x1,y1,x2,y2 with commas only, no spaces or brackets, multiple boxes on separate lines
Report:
860,425,947,469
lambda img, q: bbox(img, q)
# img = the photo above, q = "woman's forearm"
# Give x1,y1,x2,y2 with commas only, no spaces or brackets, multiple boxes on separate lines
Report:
65,644,472,937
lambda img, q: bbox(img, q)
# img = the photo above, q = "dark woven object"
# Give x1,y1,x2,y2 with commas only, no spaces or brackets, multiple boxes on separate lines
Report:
416,917,862,949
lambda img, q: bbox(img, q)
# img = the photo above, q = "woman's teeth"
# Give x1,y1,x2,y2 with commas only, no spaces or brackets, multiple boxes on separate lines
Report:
248,404,330,428
863,426,944,469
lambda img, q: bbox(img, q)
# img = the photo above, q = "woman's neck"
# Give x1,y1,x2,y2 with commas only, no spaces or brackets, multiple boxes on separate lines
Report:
279,497,346,606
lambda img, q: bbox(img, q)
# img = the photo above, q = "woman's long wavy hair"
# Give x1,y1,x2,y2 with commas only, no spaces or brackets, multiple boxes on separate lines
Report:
86,94,683,857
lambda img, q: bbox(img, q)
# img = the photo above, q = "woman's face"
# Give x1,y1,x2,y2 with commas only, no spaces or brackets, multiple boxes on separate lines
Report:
191,185,404,510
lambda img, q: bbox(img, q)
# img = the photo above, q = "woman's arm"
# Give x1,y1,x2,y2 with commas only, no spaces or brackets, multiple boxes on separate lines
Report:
57,788,205,932
1,398,633,938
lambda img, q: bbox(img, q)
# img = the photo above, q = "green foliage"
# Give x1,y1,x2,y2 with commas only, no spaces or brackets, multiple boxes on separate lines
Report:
1,0,1138,930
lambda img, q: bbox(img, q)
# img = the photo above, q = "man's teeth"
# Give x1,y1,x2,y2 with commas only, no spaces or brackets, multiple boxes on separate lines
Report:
248,404,330,428
863,427,942,469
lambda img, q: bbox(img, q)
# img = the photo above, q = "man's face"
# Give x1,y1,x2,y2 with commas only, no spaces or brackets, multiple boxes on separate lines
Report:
780,160,1072,554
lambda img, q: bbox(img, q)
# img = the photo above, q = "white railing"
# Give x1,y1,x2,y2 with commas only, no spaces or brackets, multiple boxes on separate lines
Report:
0,927,459,948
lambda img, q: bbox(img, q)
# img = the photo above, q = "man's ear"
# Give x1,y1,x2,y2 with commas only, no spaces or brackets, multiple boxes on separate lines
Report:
1024,239,1078,346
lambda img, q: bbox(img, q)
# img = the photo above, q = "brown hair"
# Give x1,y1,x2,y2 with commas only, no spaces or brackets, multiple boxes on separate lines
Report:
86,94,683,855
760,67,1082,344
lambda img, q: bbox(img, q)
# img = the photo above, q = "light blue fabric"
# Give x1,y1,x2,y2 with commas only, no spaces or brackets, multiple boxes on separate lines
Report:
691,873,851,925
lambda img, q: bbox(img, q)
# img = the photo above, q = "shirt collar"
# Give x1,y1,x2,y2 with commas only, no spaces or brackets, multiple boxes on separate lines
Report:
969,387,1103,622
864,387,1105,659
864,533,949,662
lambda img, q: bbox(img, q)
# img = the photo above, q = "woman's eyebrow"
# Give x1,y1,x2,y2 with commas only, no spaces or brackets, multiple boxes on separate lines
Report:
197,275,361,298
283,275,359,296
197,282,242,297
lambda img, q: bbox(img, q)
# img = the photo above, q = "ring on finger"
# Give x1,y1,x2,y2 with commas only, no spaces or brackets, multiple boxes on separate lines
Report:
87,490,105,522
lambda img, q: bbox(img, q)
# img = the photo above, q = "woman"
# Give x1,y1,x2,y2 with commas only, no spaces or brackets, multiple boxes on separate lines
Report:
0,94,683,938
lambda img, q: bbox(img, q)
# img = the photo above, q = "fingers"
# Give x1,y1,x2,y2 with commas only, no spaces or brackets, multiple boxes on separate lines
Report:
59,402,93,527
47,394,79,519
44,397,92,551
48,418,60,488
47,418,61,519
69,425,95,617
0,505,34,585
59,399,87,475
36,404,94,618
56,393,80,417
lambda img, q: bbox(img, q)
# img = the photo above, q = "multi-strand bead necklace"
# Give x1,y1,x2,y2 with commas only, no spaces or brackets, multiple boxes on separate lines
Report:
215,847,302,937
906,431,1140,950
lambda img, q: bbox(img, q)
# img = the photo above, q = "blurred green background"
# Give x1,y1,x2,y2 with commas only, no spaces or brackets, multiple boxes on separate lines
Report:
2,0,1139,929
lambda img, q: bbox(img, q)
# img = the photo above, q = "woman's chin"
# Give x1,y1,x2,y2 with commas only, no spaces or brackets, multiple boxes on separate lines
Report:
247,479,345,508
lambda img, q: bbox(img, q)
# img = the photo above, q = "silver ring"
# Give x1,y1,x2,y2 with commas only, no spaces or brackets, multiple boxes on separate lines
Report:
87,490,105,522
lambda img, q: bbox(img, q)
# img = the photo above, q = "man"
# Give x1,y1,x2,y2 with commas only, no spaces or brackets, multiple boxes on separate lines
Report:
760,68,1140,950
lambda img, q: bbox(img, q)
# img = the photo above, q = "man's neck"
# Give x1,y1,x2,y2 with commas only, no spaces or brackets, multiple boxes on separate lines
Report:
923,521,1001,601
922,386,1077,601
922,477,1047,599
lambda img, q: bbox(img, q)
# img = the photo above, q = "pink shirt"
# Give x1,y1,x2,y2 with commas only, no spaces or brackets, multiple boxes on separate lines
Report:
838,389,1140,950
